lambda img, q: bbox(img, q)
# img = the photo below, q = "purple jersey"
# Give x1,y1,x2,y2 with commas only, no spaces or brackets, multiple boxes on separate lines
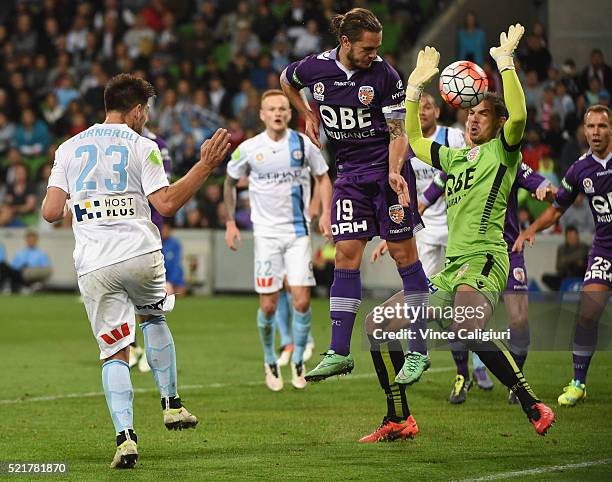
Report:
283,47,405,177
554,150,612,253
422,162,548,250
504,162,549,247
144,129,172,231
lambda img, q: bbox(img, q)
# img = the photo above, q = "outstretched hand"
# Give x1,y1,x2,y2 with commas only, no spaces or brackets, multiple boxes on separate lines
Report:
490,23,525,71
406,46,440,102
200,128,232,170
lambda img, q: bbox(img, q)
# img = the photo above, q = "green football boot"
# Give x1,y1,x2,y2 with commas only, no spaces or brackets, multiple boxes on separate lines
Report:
304,350,354,382
394,351,431,385
558,379,587,406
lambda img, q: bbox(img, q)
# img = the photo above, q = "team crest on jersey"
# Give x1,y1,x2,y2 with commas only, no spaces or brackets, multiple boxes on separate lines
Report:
583,177,594,194
455,264,470,280
313,82,325,101
256,153,264,162
466,146,480,162
388,204,404,224
292,149,303,161
513,267,526,284
358,85,375,105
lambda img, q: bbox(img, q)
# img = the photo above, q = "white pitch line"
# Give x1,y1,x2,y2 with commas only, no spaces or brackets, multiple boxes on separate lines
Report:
0,367,455,405
461,458,612,481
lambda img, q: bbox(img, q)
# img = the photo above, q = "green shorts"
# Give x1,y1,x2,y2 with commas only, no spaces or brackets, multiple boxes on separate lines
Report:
430,250,510,311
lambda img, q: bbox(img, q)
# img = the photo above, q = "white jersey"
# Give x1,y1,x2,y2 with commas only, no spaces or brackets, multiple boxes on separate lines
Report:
411,125,465,246
48,123,169,276
227,129,328,237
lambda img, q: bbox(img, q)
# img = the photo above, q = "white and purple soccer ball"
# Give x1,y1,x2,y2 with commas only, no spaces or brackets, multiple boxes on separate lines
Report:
439,61,489,109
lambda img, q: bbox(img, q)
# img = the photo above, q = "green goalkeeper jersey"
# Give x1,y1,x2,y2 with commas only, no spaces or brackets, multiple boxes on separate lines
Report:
432,132,521,258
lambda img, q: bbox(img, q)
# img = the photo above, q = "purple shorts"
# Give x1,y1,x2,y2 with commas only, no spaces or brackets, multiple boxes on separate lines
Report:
583,249,612,288
505,251,528,292
331,163,423,242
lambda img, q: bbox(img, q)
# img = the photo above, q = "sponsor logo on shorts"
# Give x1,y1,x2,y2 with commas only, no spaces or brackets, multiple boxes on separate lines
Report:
100,323,130,345
358,85,375,106
513,267,526,284
256,277,273,288
135,295,167,311
388,204,405,224
313,82,325,101
74,195,136,223
455,264,470,280
331,220,368,236
466,146,480,162
583,177,594,194
389,226,411,234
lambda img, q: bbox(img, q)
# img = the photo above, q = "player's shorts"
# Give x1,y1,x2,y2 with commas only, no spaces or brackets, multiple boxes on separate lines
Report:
77,250,175,360
331,163,423,242
415,235,446,278
430,250,509,310
254,234,315,294
505,251,529,292
583,250,612,288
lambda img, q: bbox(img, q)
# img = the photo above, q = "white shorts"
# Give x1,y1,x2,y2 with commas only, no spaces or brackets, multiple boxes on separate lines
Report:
415,235,446,278
254,234,315,294
77,250,175,359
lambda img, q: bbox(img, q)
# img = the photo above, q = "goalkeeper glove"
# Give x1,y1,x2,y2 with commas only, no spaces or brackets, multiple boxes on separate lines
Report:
405,46,440,102
489,23,525,72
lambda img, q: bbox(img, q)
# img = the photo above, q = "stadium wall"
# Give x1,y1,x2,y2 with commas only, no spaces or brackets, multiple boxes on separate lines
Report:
1,228,566,294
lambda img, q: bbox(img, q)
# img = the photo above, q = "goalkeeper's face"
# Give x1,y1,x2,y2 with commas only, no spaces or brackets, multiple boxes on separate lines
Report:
467,100,503,145
260,94,291,134
344,31,382,70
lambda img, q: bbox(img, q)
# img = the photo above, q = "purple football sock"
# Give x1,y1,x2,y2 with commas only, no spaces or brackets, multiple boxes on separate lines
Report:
509,326,530,370
329,268,361,356
398,261,429,355
572,322,598,384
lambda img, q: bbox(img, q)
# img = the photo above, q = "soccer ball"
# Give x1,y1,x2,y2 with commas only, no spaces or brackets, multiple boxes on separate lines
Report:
439,61,488,109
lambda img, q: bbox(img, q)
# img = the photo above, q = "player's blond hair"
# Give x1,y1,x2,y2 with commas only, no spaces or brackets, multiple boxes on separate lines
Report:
260,89,288,107
584,104,611,123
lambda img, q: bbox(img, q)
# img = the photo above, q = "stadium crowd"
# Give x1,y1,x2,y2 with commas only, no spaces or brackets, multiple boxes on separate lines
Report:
0,0,608,242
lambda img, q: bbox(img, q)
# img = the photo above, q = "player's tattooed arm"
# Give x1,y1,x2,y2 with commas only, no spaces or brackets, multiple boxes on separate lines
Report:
386,118,406,142
223,176,239,222
387,117,410,206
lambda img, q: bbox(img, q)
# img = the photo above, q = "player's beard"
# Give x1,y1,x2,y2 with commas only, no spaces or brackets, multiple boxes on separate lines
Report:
346,47,370,70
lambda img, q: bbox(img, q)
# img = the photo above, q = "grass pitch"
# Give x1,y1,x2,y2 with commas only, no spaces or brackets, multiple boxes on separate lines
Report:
2,295,612,481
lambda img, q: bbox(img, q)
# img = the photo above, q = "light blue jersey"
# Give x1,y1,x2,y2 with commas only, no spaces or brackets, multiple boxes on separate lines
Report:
227,129,328,237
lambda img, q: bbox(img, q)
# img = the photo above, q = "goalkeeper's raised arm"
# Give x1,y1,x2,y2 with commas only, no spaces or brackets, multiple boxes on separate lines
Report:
490,23,527,147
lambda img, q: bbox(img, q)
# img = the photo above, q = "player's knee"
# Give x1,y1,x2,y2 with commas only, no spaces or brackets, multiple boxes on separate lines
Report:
103,346,130,364
260,301,277,319
293,299,310,313
508,314,528,331
335,246,361,268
